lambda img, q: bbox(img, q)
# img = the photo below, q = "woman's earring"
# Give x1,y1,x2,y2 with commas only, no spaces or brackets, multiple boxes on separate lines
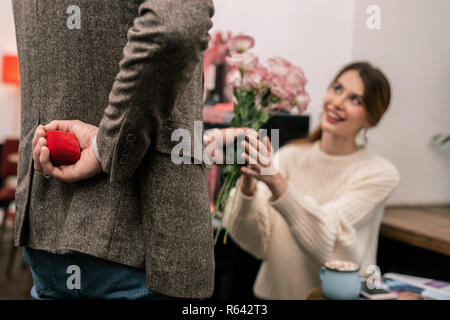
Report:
363,128,369,147
357,128,369,147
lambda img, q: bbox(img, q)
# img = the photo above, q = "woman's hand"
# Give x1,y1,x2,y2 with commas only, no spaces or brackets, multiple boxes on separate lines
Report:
240,132,288,201
204,127,254,166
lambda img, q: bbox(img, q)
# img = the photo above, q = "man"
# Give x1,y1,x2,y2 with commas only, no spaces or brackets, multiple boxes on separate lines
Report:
13,0,216,299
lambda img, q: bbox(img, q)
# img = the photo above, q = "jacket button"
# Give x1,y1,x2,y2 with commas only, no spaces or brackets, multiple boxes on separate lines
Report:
121,149,130,157
125,141,134,150
119,157,127,165
126,134,136,143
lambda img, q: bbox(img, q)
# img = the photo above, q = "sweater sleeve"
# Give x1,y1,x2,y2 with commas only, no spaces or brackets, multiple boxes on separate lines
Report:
270,166,400,265
223,178,275,261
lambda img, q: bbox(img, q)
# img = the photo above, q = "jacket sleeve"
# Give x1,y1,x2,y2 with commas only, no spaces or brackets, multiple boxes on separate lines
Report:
95,0,214,182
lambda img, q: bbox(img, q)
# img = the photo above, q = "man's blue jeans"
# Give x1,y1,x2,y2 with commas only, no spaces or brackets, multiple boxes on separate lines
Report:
23,247,177,300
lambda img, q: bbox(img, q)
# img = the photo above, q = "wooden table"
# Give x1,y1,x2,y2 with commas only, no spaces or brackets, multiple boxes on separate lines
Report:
306,287,327,300
306,287,365,300
306,287,434,300
380,206,450,257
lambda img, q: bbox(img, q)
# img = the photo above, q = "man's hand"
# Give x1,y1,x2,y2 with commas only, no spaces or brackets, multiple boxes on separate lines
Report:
32,120,102,183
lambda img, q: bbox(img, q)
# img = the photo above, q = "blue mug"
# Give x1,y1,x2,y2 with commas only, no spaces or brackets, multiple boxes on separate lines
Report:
320,261,361,300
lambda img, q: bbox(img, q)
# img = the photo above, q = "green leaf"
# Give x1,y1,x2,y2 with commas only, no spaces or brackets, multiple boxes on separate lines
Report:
442,136,450,145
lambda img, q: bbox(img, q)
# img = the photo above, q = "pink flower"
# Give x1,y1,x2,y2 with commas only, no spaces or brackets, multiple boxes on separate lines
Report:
242,66,267,90
226,52,259,71
286,65,307,90
254,91,263,110
293,91,310,113
228,35,255,53
226,67,242,88
268,57,308,92
266,73,296,102
267,57,292,78
270,99,294,113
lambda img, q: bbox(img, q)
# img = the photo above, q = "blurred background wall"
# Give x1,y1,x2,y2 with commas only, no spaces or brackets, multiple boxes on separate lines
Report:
352,0,450,205
0,0,449,205
0,0,18,140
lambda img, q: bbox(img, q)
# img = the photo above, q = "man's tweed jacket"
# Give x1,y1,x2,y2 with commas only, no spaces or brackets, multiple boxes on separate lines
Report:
12,0,215,298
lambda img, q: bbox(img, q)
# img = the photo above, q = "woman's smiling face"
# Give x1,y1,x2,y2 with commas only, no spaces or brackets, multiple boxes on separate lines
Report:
321,70,371,139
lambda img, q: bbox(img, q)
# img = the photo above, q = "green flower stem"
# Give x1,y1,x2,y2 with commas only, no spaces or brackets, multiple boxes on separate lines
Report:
211,70,272,245
213,166,240,245
223,176,242,244
211,177,228,219
212,169,233,240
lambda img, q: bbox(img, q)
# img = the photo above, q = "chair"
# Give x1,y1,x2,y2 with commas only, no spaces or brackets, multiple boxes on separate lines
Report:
0,139,19,279
0,139,19,238
5,210,18,278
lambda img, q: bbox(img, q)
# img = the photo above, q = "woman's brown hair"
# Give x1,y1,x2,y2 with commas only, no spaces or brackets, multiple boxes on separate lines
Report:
291,61,391,144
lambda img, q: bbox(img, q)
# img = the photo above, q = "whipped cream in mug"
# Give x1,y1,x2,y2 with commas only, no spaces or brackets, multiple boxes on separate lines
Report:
324,260,360,272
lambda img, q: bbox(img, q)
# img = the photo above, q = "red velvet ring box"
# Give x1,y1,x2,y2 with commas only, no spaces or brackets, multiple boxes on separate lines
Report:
46,131,81,166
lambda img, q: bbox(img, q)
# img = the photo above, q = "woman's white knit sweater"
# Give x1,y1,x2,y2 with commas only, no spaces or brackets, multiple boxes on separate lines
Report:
224,141,400,300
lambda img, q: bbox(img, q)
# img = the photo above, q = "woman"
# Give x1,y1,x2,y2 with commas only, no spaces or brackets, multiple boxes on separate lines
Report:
223,61,400,300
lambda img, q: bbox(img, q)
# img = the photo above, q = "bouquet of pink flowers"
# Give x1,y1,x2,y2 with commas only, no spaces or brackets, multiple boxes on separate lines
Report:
211,34,310,245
